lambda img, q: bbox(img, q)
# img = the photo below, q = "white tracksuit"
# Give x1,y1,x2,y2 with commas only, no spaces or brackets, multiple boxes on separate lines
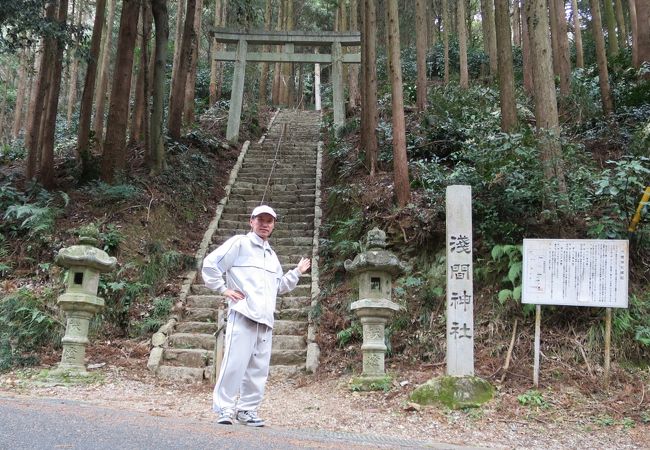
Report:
202,231,301,414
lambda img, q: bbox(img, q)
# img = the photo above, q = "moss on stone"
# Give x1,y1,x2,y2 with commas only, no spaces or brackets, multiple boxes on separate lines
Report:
349,375,393,392
410,375,494,409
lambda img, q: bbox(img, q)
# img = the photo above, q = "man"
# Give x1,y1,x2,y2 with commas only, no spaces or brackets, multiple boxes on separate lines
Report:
202,205,311,427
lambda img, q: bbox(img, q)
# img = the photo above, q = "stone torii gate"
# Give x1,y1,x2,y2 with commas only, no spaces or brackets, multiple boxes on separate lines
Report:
212,28,361,143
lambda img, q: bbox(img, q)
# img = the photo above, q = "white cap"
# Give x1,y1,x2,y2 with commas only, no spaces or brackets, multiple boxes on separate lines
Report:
251,205,277,219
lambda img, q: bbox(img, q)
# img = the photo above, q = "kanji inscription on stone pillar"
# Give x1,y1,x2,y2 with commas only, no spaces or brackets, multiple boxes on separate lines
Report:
446,185,474,376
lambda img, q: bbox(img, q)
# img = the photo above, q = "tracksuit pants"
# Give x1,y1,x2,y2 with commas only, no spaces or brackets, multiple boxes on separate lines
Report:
212,310,273,415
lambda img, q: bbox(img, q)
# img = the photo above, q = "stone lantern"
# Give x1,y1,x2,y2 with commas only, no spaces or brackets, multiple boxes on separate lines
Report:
54,225,116,375
344,228,406,388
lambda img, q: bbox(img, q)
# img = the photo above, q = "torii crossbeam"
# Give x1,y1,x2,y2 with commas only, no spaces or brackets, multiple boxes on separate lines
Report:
211,28,361,143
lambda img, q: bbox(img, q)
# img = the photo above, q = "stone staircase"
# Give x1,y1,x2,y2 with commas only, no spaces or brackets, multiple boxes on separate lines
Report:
148,109,322,382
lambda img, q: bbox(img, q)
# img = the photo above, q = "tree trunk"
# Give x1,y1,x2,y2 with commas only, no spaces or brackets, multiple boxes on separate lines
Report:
129,3,153,146
458,0,469,88
365,0,378,176
443,0,450,83
554,0,571,96
93,0,116,144
630,0,639,67
521,0,533,93
271,0,284,106
602,0,619,57
168,0,196,139
258,0,271,106
66,0,84,126
170,0,186,101
548,0,561,75
183,0,203,125
495,0,517,131
348,0,361,111
614,0,627,48
150,0,169,175
25,5,56,180
386,0,410,207
636,0,650,71
416,0,427,110
101,0,140,182
590,0,615,113
525,0,567,196
571,0,584,67
480,0,498,76
77,0,106,173
512,0,522,47
12,48,30,140
39,0,68,189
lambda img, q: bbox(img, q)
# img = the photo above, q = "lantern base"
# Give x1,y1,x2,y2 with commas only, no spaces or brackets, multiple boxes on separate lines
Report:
348,374,392,392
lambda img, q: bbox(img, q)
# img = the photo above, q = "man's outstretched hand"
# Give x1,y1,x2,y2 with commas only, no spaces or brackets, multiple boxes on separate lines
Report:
296,257,311,274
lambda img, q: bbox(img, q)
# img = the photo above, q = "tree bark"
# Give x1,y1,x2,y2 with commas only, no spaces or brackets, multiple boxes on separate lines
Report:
636,0,650,71
416,0,428,110
458,0,469,88
258,0,271,106
101,0,141,182
183,0,203,125
168,0,196,139
348,0,361,111
150,0,169,175
614,0,628,48
571,0,584,67
386,0,411,207
525,0,567,196
480,0,498,76
272,0,284,105
170,0,186,102
77,0,106,173
39,0,69,188
548,0,561,75
129,3,153,146
602,0,619,57
512,0,521,47
554,0,571,96
12,48,30,140
630,0,639,67
25,5,56,180
495,0,518,131
442,0,450,83
590,0,615,114
93,0,116,144
364,0,378,176
66,0,84,126
521,0,533,93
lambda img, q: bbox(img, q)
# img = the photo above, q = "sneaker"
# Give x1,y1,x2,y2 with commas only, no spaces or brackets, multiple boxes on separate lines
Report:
216,411,234,425
236,410,265,427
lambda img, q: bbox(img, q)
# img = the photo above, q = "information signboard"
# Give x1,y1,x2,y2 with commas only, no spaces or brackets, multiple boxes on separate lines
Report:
522,239,628,308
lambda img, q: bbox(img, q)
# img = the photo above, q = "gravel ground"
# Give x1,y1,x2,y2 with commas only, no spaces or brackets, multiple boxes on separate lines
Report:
0,363,646,450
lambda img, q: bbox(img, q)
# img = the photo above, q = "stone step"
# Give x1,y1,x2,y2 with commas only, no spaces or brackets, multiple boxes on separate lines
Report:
183,307,217,322
163,348,213,367
270,349,307,365
209,236,313,247
185,294,223,309
237,176,317,184
268,365,302,377
219,212,315,223
276,296,311,310
231,185,316,196
238,167,316,176
273,319,308,335
175,321,219,334
216,219,313,232
273,335,306,350
275,307,309,320
223,200,316,211
209,229,313,240
168,332,215,350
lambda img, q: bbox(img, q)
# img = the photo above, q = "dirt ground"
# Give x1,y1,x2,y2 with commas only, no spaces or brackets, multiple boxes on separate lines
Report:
0,339,647,450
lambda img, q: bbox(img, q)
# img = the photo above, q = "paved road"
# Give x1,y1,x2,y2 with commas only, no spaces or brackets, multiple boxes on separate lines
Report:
0,396,480,449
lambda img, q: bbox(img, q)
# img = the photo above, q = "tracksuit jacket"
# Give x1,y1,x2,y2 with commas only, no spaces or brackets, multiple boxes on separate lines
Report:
201,231,301,328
